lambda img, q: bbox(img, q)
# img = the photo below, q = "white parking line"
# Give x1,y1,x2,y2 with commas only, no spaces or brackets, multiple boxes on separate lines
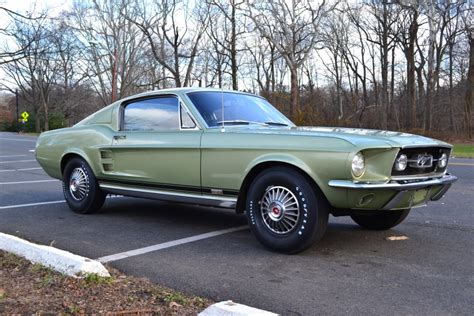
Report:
0,195,121,210
0,159,36,164
97,225,249,263
0,179,58,185
0,200,65,210
0,155,27,158
0,138,37,142
0,167,43,173
450,162,474,167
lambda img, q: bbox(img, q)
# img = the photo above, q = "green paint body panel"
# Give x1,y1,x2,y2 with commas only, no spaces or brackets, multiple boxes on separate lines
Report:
35,88,454,211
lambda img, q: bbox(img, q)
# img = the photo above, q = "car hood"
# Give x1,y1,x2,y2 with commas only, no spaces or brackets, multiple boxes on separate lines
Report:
222,126,452,149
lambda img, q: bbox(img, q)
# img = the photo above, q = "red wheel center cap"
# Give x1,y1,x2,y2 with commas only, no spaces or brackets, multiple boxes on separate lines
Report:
272,207,280,215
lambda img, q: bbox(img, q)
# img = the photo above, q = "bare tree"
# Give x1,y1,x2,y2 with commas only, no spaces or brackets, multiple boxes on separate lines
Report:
0,7,45,65
207,0,246,90
464,10,473,139
71,0,147,105
0,15,58,131
127,0,210,88
396,2,420,129
248,0,335,119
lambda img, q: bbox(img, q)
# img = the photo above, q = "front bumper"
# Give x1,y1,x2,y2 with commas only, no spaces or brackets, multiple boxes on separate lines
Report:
328,174,457,210
328,174,457,190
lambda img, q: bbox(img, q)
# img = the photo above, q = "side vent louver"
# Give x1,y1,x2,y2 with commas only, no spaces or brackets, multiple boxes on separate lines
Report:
100,150,114,171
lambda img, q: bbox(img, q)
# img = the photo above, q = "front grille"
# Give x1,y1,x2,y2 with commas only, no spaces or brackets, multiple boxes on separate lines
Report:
392,147,451,177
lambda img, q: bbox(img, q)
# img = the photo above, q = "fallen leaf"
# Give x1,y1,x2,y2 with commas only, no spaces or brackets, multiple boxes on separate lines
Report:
0,288,5,298
385,235,409,241
169,301,182,309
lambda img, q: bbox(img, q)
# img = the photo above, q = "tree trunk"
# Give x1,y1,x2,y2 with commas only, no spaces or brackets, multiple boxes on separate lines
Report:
407,9,418,129
416,65,425,129
465,31,473,139
290,66,299,119
380,4,389,130
230,1,238,90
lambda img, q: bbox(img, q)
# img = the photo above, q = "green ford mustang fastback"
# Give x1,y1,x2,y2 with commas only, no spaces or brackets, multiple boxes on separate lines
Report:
35,88,457,253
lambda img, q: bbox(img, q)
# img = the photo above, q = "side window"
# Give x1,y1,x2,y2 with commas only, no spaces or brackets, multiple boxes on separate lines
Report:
123,97,179,131
180,104,197,129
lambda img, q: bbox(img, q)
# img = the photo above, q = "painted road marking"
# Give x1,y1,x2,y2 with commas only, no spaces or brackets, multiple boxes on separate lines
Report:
0,155,27,158
0,167,43,173
0,200,65,210
0,160,37,164
0,195,122,210
0,179,58,185
97,225,249,263
0,138,37,142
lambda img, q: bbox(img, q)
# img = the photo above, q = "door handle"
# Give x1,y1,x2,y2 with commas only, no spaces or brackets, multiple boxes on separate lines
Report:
113,135,126,140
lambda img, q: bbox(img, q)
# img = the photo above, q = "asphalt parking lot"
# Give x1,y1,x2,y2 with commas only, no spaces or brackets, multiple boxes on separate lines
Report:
0,131,473,315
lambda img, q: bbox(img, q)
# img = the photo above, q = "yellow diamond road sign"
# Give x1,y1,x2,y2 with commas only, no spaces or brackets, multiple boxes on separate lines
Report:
21,111,29,122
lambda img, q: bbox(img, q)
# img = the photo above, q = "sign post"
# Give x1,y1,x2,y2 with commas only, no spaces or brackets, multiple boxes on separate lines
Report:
16,89,19,133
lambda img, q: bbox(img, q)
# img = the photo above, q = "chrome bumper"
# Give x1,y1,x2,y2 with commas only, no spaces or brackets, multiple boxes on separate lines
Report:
328,174,457,210
328,174,457,191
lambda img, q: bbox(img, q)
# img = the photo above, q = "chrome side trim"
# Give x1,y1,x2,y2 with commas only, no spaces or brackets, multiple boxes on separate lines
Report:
99,182,237,208
328,174,457,190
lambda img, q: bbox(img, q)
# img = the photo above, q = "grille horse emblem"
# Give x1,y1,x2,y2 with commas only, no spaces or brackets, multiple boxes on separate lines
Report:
416,154,433,168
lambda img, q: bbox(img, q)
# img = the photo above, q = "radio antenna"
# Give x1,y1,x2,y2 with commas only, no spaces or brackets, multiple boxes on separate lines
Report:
221,87,225,132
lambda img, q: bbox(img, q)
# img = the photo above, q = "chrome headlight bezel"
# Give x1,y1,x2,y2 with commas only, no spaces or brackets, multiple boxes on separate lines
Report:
351,152,366,178
438,153,448,168
394,154,408,171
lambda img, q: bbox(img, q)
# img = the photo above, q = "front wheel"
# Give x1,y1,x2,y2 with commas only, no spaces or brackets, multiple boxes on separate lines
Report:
350,209,411,230
245,167,329,254
62,157,106,214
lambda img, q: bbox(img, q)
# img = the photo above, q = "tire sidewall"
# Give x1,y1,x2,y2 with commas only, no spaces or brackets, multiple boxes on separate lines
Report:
246,167,326,253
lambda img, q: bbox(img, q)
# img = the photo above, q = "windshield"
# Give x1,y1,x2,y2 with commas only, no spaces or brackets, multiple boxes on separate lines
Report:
187,91,294,128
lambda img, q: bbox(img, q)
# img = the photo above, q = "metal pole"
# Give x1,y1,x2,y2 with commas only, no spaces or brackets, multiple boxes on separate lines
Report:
15,89,19,133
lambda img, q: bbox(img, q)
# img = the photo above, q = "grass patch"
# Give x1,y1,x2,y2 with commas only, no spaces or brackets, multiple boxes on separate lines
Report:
82,272,113,285
452,144,474,158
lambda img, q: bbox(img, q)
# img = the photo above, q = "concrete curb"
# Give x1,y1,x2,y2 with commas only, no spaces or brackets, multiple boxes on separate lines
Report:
199,300,278,316
0,233,110,277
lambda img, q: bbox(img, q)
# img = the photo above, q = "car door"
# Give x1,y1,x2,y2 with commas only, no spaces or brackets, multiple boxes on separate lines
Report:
103,95,202,191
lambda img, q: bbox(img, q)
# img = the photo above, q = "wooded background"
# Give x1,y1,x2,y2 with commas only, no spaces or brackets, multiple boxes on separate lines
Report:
0,0,472,140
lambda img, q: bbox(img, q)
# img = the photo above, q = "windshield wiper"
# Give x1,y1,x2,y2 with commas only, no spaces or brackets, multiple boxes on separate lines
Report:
264,121,289,126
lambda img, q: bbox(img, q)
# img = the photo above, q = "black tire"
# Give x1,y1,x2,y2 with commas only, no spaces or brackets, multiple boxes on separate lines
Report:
350,209,411,230
245,166,329,254
62,157,106,214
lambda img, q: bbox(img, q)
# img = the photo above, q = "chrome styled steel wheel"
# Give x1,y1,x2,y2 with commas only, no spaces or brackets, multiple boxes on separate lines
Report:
260,185,300,234
69,167,89,201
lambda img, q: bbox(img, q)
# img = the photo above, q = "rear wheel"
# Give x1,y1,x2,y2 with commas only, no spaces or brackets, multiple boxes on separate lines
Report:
62,157,105,214
350,209,411,230
245,166,329,254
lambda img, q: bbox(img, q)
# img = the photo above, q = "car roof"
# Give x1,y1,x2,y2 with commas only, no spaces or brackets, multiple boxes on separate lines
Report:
120,87,258,102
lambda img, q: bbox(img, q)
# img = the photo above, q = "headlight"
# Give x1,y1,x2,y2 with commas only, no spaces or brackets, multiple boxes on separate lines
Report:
438,153,448,168
394,154,408,171
351,152,365,177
